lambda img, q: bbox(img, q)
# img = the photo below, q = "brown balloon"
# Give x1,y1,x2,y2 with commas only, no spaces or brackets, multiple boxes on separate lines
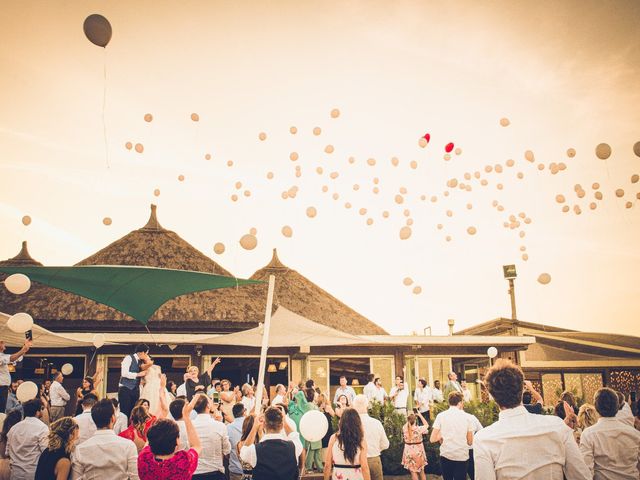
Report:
102,217,112,226
153,189,160,197
239,234,257,250
191,113,200,122
290,126,298,134
313,127,322,136
83,14,112,48
205,153,212,160
213,243,225,254
634,141,640,157
467,226,477,235
331,108,340,118
499,118,510,127
134,143,144,153
367,158,376,166
567,148,576,158
399,226,412,240
412,286,422,294
144,113,153,122
282,226,293,237
595,143,611,160
615,188,625,198
21,215,31,226
325,145,334,154
306,206,317,218
178,174,185,182
125,142,132,150
259,132,267,141
290,152,299,161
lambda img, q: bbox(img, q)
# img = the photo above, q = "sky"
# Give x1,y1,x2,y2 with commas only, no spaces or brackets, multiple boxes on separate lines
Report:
1,0,639,336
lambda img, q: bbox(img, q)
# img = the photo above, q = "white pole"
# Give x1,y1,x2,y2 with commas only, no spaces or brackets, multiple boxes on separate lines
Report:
254,275,276,414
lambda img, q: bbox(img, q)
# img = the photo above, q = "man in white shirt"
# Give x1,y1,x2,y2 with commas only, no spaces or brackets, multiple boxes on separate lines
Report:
579,387,640,479
169,398,190,449
389,375,409,416
0,339,31,413
473,359,591,480
353,394,389,480
414,378,433,423
333,376,356,405
464,409,483,480
461,380,472,403
192,393,231,479
432,380,444,403
118,344,151,419
227,403,247,480
72,398,138,479
74,393,98,445
6,398,48,480
372,377,387,404
430,391,474,480
615,391,635,427
363,373,377,403
110,398,129,435
239,406,303,479
49,371,71,421
241,383,256,413
271,383,288,406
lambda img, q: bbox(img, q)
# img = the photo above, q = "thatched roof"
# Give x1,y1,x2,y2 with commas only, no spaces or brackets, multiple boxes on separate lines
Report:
0,205,387,335
0,241,43,267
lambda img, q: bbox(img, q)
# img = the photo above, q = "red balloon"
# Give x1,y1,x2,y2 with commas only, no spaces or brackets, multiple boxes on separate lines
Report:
445,142,454,153
423,133,431,143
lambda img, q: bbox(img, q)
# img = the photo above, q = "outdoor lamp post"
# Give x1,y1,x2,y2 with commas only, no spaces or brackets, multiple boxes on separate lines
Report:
502,264,518,320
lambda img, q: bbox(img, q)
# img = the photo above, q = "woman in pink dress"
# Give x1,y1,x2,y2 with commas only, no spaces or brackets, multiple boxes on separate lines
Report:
138,397,202,480
401,411,429,480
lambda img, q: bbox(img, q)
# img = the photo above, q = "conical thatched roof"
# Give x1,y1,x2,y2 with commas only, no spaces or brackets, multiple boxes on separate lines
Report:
0,206,386,335
0,241,43,267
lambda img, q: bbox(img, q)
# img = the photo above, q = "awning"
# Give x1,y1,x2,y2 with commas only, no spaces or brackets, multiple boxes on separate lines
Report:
0,312,96,348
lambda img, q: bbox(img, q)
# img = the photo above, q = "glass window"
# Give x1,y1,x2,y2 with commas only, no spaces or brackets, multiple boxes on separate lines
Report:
371,357,394,394
309,358,329,395
542,373,563,406
329,357,370,399
564,373,603,404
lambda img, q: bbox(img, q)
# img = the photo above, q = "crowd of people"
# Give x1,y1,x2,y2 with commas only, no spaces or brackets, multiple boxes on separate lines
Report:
1,340,639,480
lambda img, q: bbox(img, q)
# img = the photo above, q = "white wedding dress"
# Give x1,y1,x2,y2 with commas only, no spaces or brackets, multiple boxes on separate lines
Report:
140,365,171,417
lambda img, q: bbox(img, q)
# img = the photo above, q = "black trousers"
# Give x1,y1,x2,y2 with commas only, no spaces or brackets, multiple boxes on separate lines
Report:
467,449,475,480
0,386,8,414
440,456,468,480
192,472,225,480
118,386,139,419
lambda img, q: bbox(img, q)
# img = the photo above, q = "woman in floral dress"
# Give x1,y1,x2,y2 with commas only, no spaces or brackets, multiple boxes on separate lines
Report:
401,411,429,480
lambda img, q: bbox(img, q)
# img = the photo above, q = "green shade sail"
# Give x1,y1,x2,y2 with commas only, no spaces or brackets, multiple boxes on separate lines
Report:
0,266,262,325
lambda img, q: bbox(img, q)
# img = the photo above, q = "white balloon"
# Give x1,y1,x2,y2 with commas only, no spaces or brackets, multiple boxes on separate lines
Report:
7,312,33,333
299,409,328,442
4,274,31,294
537,273,552,285
61,363,73,375
93,333,106,349
16,381,38,403
487,347,498,359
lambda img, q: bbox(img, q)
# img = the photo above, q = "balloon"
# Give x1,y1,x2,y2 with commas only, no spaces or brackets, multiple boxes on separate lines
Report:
445,143,454,153
313,127,322,136
631,174,639,184
537,273,551,285
16,381,38,403
497,184,504,190
391,157,399,167
213,243,225,254
325,145,334,154
299,410,328,442
153,189,160,197
366,218,374,226
399,226,412,240
4,274,31,295
321,186,328,193
567,148,576,158
423,133,431,143
517,172,524,179
454,148,462,155
239,234,257,250
549,163,559,175
615,189,625,198
344,202,352,209
306,207,317,218
592,182,600,190
249,227,257,235
316,167,324,175
437,223,443,230
204,153,211,160
22,215,31,226
102,217,112,226
61,364,73,375
506,159,515,167
178,175,185,182
499,118,510,127
443,153,451,161
537,164,545,171
447,178,458,188
562,205,570,213
595,191,603,200
83,14,112,48
520,246,526,252
382,211,389,218
495,164,503,173
555,194,565,204
231,194,239,202
191,113,200,122
281,226,293,238
258,132,267,141
395,195,404,204
524,150,535,162
418,137,428,148
467,226,477,235
445,235,452,242
487,347,498,358
290,126,297,134
430,196,438,203
330,172,339,179
134,143,143,153
235,181,242,190
290,152,299,161
626,201,633,209
93,333,106,348
634,141,640,157
485,165,493,173
410,160,418,169
359,208,367,215
332,193,339,200
367,158,376,166
595,143,611,160
589,202,597,210
446,210,453,218
481,179,488,186
125,142,132,150
144,113,153,122
348,156,356,164
412,286,422,294
331,108,340,118
558,162,567,171
403,277,413,286
574,205,582,215
266,172,274,180
8,312,33,333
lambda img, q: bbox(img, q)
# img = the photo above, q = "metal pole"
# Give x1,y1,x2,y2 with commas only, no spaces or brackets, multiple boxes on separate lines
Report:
254,275,276,414
508,278,517,320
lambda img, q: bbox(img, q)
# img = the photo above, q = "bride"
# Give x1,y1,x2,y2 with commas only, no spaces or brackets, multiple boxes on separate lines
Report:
140,359,172,417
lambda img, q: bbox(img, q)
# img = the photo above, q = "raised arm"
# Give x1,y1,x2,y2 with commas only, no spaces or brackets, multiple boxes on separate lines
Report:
93,364,103,390
183,396,202,455
205,357,221,376
9,340,32,363
157,374,169,419
524,380,543,404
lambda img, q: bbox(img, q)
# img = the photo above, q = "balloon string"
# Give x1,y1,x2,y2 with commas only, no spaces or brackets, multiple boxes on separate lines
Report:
103,48,110,169
145,324,158,345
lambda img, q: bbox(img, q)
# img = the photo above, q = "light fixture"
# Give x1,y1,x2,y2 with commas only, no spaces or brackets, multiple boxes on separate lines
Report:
7,365,15,373
351,379,360,386
278,361,288,370
267,364,277,373
503,264,517,279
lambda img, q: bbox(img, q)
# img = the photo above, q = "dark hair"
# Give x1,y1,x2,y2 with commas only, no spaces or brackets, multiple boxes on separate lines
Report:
0,410,22,442
264,406,284,431
304,388,315,403
396,375,404,381
232,403,246,418
147,418,179,455
448,391,464,406
167,381,177,392
305,379,315,389
130,406,151,437
194,394,209,414
91,399,116,429
367,373,375,382
337,394,350,406
82,376,95,390
240,415,255,443
616,391,625,410
110,398,119,409
169,398,186,420
276,402,289,414
522,391,532,404
374,377,381,384
339,375,347,381
560,391,577,408
554,401,566,420
484,359,524,409
134,344,149,353
418,378,427,388
337,408,364,464
81,393,98,409
23,398,43,417
595,388,619,417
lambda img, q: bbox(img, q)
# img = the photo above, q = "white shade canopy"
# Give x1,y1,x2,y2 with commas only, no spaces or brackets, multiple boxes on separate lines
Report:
0,311,96,348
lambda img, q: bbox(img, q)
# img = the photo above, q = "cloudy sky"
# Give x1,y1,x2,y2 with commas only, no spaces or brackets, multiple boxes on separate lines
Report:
1,0,639,335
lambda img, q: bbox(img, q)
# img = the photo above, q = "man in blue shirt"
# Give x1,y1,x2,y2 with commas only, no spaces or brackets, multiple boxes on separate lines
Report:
227,403,247,480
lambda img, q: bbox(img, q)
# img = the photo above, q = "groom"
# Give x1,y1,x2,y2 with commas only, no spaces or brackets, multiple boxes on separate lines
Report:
118,344,152,418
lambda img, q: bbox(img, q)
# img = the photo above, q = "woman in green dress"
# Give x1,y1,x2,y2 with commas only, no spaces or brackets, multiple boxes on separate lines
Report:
289,387,324,473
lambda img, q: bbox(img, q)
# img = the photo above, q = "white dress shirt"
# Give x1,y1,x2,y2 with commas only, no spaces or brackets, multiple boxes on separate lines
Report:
75,410,97,445
176,419,190,450
462,388,472,402
279,415,298,435
389,386,409,410
239,431,303,468
241,395,256,412
473,405,591,480
615,403,635,427
119,354,140,387
6,416,48,480
333,386,356,404
579,416,640,480
432,406,473,461
464,411,483,450
359,413,390,457
363,382,377,402
431,387,444,403
372,386,387,404
71,429,139,480
113,411,128,435
176,382,187,397
0,353,21,386
272,393,285,406
414,387,433,412
49,380,71,407
192,413,231,474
